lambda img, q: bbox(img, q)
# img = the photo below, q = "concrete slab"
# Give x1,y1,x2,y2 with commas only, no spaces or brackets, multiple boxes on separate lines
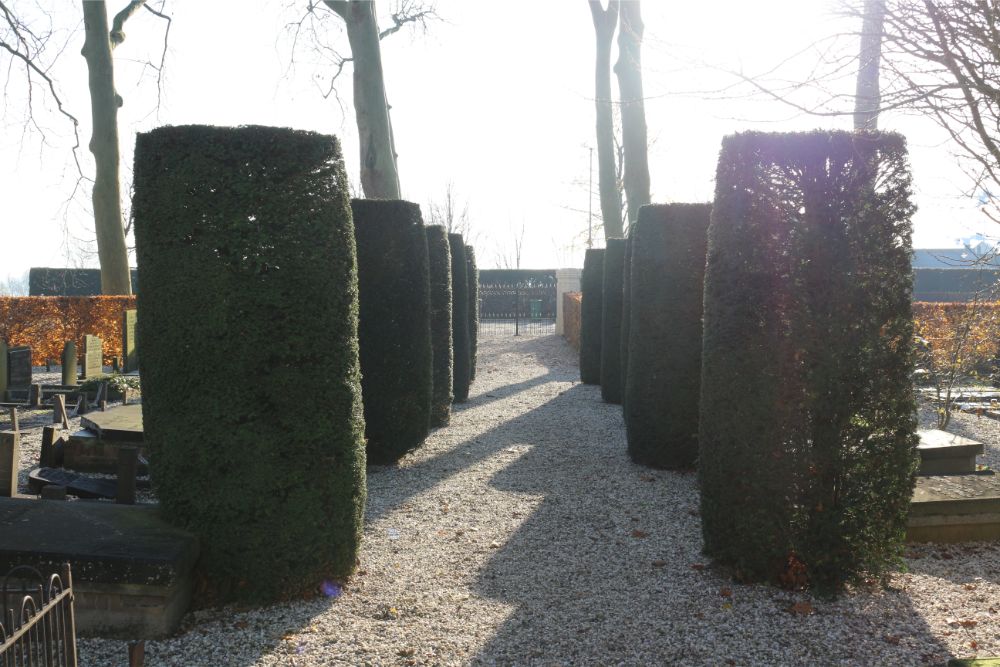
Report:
81,403,143,442
909,474,1000,542
0,497,197,638
917,429,984,475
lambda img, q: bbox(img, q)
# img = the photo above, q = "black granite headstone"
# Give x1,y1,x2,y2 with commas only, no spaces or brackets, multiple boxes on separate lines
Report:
7,346,31,389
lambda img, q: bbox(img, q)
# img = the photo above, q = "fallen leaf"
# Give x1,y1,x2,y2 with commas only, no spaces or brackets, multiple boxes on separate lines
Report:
971,640,979,649
884,635,901,645
959,619,978,628
691,564,706,571
630,529,649,539
963,583,976,591
787,601,814,615
233,620,248,630
719,587,733,598
652,560,667,568
489,541,501,549
398,648,416,657
639,474,655,482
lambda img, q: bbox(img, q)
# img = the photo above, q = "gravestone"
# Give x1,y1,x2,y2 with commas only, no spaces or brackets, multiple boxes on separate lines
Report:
917,429,984,475
122,310,138,373
7,346,31,389
83,335,103,380
0,431,19,496
61,341,77,387
0,340,7,398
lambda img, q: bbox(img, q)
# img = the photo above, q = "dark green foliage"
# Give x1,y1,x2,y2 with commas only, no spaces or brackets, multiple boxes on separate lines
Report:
132,125,365,604
580,248,605,384
699,131,918,593
620,236,633,416
624,204,710,470
425,225,453,427
352,199,432,464
466,245,479,383
450,234,471,401
600,240,626,404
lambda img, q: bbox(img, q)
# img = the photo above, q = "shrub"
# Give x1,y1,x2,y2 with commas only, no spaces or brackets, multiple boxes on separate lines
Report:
620,236,633,415
132,125,366,604
624,204,710,469
580,248,605,384
352,199,432,464
449,234,471,401
699,131,918,593
600,239,626,404
466,245,479,383
425,225,453,427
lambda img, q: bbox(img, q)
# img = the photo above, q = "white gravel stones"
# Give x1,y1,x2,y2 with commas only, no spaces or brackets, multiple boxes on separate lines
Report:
69,338,1000,665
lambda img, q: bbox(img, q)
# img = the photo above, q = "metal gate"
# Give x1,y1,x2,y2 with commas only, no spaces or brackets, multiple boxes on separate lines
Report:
478,270,557,337
1,564,77,667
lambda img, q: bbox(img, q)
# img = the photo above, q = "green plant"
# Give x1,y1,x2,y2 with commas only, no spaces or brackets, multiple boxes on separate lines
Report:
624,203,710,470
700,131,918,594
352,199,432,464
600,239,626,404
132,125,366,604
79,372,141,395
580,248,605,385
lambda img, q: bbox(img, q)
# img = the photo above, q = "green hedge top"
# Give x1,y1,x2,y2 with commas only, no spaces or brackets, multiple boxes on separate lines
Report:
132,125,365,603
700,130,917,593
351,199,433,464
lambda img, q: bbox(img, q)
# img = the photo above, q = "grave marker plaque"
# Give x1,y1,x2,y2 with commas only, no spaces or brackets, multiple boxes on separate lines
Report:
122,309,138,372
8,346,31,389
83,335,103,379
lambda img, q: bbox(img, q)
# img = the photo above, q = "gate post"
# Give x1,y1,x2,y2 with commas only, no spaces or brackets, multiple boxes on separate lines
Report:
555,268,583,335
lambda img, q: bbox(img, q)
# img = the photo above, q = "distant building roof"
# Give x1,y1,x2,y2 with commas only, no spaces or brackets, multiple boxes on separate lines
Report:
912,243,1000,269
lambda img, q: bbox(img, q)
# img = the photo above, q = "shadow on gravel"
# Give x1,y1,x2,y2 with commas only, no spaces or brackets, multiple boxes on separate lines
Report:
364,336,578,526
467,391,957,666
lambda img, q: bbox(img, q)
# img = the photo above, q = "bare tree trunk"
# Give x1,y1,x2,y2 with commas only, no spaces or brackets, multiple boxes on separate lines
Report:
81,0,131,295
327,1,401,199
854,0,885,131
589,0,623,240
614,0,650,227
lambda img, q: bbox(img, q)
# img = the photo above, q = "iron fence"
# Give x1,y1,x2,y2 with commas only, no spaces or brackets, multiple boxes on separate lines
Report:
478,278,557,337
0,564,77,667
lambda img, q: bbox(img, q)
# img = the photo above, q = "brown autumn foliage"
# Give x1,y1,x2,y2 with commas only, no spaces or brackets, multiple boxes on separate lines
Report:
0,296,137,366
563,291,582,351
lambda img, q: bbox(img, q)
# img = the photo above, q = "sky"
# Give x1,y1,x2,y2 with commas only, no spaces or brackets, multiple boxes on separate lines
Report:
1,0,995,288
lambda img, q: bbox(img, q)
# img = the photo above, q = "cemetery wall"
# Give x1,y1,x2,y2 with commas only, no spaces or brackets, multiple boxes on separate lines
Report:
0,296,135,365
563,292,582,351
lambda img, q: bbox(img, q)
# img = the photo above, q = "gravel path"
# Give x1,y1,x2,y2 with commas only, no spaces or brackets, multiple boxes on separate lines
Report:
70,335,1000,665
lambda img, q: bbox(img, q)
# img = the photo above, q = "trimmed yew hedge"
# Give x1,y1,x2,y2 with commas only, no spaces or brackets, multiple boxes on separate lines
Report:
450,234,471,401
466,245,479,383
580,248,605,384
620,236,633,415
699,131,918,593
425,225,453,426
132,125,366,604
624,204,710,469
600,239,626,404
352,199,432,464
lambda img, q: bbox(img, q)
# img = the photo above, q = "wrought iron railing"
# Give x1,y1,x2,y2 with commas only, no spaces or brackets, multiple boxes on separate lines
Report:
0,563,77,667
478,281,557,337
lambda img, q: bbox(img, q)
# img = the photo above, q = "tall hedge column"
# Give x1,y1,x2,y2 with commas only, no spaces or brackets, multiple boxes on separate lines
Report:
132,125,366,603
624,204,710,469
580,248,605,384
699,131,918,592
425,225,453,426
600,239,626,404
352,200,433,464
620,235,633,415
449,234,471,402
466,245,479,383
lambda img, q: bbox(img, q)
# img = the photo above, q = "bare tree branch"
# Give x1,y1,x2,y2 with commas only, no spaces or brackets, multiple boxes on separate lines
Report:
110,0,146,48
